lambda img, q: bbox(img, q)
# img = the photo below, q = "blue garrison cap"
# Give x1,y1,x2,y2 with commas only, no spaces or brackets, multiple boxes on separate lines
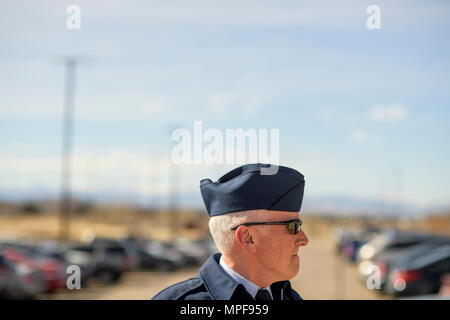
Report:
200,163,305,217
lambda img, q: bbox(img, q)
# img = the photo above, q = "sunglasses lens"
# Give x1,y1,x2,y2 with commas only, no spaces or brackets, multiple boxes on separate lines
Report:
287,220,302,234
287,221,298,234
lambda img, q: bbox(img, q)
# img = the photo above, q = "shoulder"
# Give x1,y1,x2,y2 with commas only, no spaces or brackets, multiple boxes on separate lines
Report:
151,276,210,300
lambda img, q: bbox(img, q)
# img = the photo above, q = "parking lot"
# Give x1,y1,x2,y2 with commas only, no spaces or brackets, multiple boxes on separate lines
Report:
36,237,383,300
2,213,449,300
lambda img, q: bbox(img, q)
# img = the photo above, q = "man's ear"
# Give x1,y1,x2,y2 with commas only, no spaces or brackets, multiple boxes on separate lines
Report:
234,226,256,252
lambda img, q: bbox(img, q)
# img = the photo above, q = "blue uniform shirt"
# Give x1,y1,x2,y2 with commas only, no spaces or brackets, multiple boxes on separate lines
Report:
151,253,303,300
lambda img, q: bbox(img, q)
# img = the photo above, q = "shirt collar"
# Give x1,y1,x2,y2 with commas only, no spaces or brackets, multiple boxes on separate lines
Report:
219,256,273,300
198,253,244,300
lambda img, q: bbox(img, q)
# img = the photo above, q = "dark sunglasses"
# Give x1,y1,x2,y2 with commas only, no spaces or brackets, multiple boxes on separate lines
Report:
230,218,303,235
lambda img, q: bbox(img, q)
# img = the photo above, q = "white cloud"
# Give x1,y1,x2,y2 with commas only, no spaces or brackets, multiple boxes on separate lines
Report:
369,104,408,122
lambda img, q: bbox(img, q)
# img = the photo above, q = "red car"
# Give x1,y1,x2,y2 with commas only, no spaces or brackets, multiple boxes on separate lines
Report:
3,246,67,293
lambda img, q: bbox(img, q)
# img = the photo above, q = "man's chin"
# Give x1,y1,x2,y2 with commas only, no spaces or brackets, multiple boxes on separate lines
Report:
289,256,300,273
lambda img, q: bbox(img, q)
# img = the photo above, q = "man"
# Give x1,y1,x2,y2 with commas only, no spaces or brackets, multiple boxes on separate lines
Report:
152,163,309,300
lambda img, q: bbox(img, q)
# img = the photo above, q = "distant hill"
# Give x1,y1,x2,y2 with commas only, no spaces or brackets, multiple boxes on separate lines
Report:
1,188,448,218
301,195,424,218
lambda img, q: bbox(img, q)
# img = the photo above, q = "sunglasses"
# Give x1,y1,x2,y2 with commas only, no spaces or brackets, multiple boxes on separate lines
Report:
230,218,303,235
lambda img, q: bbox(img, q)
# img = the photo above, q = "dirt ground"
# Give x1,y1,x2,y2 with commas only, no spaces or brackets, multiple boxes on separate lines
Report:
37,237,385,300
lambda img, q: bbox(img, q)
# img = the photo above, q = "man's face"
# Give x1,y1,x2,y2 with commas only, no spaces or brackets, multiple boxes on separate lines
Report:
251,210,309,282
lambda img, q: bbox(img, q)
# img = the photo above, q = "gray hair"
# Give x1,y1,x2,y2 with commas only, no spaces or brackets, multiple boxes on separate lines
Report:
208,210,268,254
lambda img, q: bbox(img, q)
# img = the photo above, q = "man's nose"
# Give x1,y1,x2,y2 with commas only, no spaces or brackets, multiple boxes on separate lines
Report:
296,229,309,246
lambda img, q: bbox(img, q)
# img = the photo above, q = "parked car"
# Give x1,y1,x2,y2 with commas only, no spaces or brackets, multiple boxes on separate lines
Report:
4,243,69,293
384,244,450,297
336,228,379,263
139,239,185,271
370,237,450,292
172,238,210,266
89,237,136,272
119,236,143,270
193,236,218,257
357,230,437,279
0,248,45,299
65,240,129,284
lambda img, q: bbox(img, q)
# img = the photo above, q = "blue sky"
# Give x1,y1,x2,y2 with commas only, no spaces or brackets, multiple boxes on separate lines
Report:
1,0,449,213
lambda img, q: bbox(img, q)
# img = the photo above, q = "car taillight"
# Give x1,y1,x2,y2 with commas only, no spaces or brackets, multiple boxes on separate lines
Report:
392,269,422,283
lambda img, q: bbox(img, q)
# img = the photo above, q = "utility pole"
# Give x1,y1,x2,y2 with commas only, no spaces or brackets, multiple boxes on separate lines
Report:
168,124,183,239
58,57,78,241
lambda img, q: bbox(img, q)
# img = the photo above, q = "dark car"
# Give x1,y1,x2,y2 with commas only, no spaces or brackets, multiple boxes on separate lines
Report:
138,239,185,271
95,245,129,283
89,237,135,272
119,237,143,270
193,236,219,257
384,244,450,297
171,238,211,266
357,230,438,279
63,245,96,285
65,240,129,284
370,237,450,292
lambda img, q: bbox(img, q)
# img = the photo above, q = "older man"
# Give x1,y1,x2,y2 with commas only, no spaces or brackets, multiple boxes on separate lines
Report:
152,163,309,300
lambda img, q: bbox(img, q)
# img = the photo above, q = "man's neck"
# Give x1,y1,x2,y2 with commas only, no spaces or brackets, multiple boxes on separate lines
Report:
221,254,272,288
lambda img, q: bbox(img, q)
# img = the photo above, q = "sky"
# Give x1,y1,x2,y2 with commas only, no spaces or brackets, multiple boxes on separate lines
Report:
0,0,449,214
